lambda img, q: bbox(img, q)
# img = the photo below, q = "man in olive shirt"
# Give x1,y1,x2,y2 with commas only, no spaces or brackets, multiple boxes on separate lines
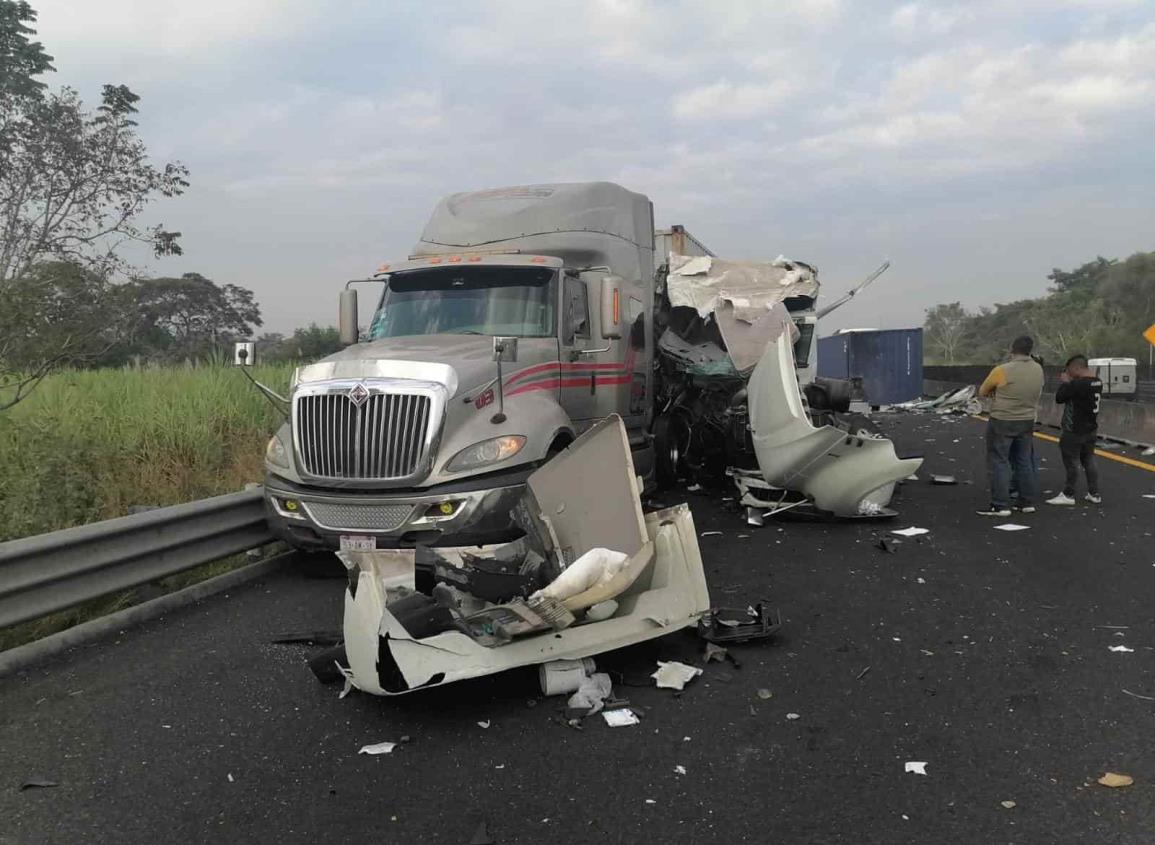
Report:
976,335,1044,516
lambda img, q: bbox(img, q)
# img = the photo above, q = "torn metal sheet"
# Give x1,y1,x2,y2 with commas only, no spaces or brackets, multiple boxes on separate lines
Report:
341,416,710,696
666,254,820,321
747,307,923,516
714,301,800,377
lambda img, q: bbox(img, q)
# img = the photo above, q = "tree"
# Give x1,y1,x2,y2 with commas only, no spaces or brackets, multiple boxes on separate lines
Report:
923,302,970,364
129,273,262,362
290,324,343,361
0,0,190,408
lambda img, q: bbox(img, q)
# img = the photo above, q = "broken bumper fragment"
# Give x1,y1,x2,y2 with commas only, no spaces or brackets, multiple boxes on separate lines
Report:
339,416,711,696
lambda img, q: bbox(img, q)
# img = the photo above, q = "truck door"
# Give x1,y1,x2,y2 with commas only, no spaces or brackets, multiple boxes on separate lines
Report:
558,276,599,428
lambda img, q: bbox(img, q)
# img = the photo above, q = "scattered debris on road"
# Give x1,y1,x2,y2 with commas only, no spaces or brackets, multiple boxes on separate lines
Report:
1000,800,1016,809
1121,688,1155,701
697,602,781,643
1097,772,1134,788
904,762,927,775
18,779,59,791
891,527,929,537
602,708,640,727
1108,645,1135,653
993,524,1030,532
786,712,801,720
652,661,703,690
358,741,397,755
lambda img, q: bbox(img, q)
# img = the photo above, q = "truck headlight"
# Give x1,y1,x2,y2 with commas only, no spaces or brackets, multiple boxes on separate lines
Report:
266,435,290,469
445,435,526,472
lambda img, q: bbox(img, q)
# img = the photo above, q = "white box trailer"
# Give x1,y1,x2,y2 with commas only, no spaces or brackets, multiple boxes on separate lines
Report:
1088,357,1137,396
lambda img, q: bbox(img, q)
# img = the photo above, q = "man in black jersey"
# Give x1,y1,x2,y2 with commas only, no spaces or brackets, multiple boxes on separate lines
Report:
1046,355,1103,506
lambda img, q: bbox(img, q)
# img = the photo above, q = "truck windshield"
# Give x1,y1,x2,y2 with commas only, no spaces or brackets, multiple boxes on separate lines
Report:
367,266,556,339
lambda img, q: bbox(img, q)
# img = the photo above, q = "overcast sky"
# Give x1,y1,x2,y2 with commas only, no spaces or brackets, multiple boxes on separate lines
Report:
30,0,1155,334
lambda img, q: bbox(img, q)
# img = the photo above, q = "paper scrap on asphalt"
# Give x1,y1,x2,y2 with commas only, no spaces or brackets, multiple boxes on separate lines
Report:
1001,800,1016,809
1098,772,1133,788
358,741,397,755
674,765,687,775
602,708,640,727
891,527,929,537
477,720,491,728
904,762,928,775
994,524,1030,531
652,661,703,690
1109,645,1135,653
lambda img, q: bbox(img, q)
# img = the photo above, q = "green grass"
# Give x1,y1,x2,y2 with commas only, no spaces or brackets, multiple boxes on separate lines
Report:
0,364,293,542
0,364,295,649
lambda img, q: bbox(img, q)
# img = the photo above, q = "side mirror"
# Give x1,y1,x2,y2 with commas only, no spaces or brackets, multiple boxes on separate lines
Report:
600,275,623,340
233,341,255,366
493,336,519,363
339,289,359,346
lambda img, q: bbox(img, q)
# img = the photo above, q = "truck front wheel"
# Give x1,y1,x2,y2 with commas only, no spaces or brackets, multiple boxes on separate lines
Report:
653,413,689,489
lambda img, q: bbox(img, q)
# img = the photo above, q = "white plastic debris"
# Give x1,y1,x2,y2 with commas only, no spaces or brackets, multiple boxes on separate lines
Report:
227,773,234,783
602,708,640,727
1142,447,1154,457
674,765,687,775
905,761,928,775
786,712,801,720
530,548,629,602
994,524,1030,532
358,741,397,755
891,527,929,537
700,531,724,537
1143,494,1155,499
652,661,703,690
1109,645,1135,653
567,673,613,715
477,720,491,729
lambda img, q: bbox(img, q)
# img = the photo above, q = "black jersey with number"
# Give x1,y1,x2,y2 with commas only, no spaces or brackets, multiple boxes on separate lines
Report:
1055,377,1102,434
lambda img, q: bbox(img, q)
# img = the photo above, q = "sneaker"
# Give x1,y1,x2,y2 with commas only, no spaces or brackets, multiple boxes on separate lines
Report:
977,507,1013,517
1046,493,1076,506
1085,493,1102,504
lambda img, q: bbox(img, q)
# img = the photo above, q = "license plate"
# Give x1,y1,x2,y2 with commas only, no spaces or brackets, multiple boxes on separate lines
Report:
339,535,377,552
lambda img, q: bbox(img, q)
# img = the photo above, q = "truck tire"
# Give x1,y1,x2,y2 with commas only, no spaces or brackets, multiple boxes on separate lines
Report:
653,413,689,489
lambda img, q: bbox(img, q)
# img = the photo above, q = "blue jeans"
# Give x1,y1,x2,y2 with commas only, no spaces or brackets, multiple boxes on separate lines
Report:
987,418,1037,508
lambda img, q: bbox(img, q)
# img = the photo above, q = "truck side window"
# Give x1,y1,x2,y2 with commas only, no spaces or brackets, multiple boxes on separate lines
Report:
565,278,590,341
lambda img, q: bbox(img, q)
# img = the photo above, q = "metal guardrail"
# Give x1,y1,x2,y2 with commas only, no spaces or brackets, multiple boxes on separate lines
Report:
0,489,274,629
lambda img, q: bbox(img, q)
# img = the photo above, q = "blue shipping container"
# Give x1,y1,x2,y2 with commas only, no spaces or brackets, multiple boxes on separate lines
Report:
816,328,923,406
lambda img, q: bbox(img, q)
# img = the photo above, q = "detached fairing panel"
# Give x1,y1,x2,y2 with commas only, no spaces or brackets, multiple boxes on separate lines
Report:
748,312,923,516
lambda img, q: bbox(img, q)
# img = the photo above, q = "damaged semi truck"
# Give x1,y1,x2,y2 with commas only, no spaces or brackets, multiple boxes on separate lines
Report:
259,181,916,556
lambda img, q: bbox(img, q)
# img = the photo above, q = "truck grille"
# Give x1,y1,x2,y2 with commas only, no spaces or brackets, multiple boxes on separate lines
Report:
295,390,433,480
302,501,415,531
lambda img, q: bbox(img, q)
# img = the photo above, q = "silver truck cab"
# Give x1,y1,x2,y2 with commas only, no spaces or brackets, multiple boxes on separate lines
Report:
263,183,657,550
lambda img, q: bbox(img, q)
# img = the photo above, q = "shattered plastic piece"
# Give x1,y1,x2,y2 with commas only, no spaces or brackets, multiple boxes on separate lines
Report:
1001,800,1016,809
698,602,781,643
931,475,957,485
686,484,702,492
994,524,1030,532
19,779,59,791
757,689,773,700
652,661,703,690
703,642,728,663
700,531,723,537
358,742,397,755
227,773,234,783
477,720,491,729
904,762,927,775
786,712,800,720
567,673,613,715
1098,772,1133,788
602,708,641,727
1142,447,1155,457
1109,645,1135,653
891,527,929,537
675,765,687,775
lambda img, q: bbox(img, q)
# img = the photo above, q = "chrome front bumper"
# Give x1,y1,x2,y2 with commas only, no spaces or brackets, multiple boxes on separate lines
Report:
263,471,529,549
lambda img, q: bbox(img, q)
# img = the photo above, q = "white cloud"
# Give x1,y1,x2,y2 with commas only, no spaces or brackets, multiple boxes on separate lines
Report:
672,79,801,121
888,2,970,39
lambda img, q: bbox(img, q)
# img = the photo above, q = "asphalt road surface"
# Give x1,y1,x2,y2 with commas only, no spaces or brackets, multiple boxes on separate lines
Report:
3,413,1154,844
